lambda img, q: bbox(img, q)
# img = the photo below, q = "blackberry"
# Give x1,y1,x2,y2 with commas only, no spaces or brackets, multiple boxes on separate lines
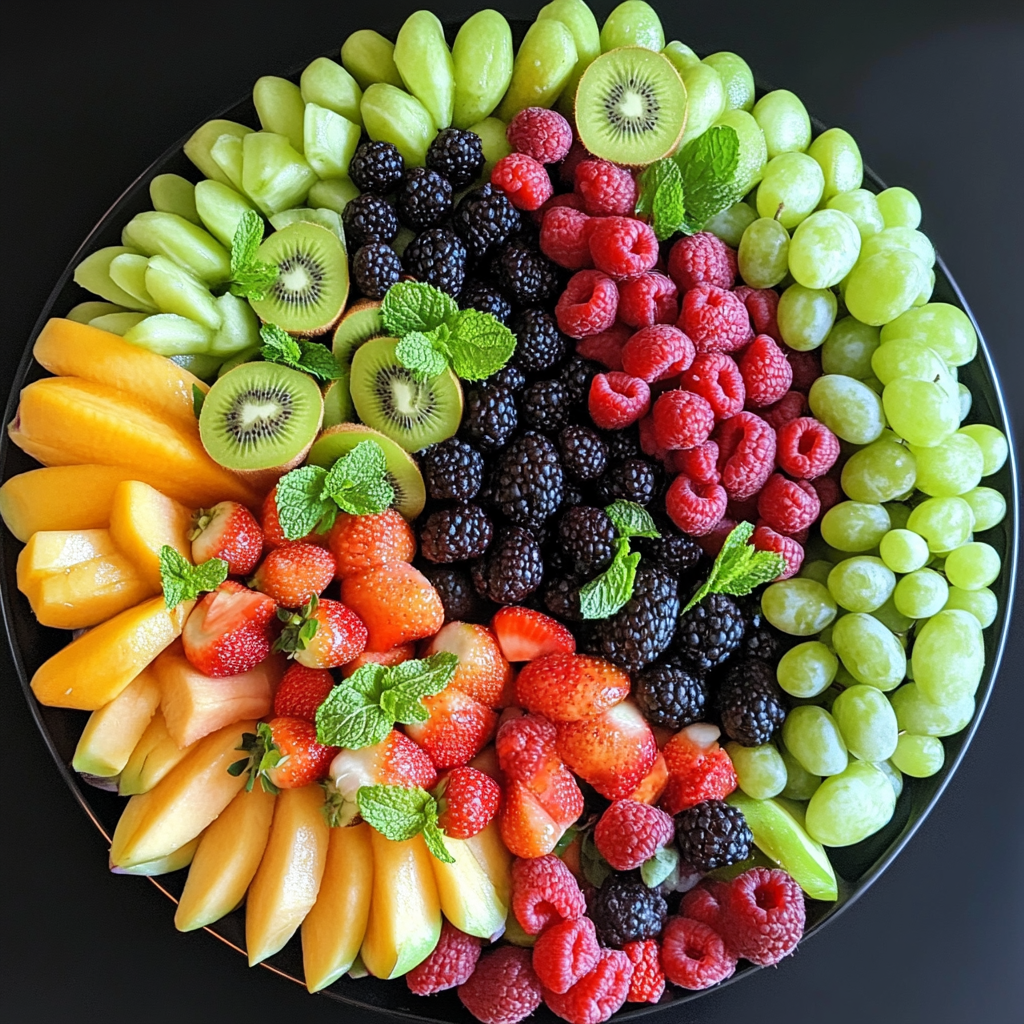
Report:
458,278,512,324
673,593,746,672
559,355,600,403
634,527,703,579
597,458,660,506
603,426,641,463
348,141,404,195
403,228,467,296
742,624,784,662
397,168,453,230
452,183,520,258
634,665,707,730
491,240,561,306
472,526,544,604
426,128,485,188
675,800,753,872
342,193,399,249
352,244,401,300
738,594,764,632
589,877,668,948
561,480,586,509
423,566,490,623
493,432,564,527
461,383,518,451
419,503,493,563
591,565,680,672
520,379,571,433
511,309,566,374
558,506,615,575
717,657,788,747
557,425,607,481
487,364,527,392
543,575,583,621
420,439,484,501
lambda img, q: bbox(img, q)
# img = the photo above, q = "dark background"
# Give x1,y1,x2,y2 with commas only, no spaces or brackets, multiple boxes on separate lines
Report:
2,1,1022,1021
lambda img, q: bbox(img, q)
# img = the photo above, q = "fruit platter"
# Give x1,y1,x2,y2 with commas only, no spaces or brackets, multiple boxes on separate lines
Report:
1,1,1017,1020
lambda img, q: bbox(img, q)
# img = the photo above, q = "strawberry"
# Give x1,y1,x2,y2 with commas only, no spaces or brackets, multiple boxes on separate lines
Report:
328,508,417,578
500,780,566,859
630,752,670,805
250,541,337,608
404,685,499,770
436,766,502,839
189,500,263,576
491,606,576,662
260,485,331,551
515,653,630,722
181,579,277,677
423,622,512,709
273,663,335,721
660,723,737,815
233,717,337,791
341,642,416,678
555,700,658,801
340,562,445,652
274,595,368,669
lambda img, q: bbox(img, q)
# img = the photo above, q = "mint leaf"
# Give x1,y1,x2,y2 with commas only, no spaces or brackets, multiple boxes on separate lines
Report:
295,341,343,382
377,653,457,724
422,819,454,863
322,439,395,516
635,159,676,218
605,500,661,540
356,784,454,863
274,465,335,540
381,280,458,336
158,545,228,608
191,383,205,419
228,210,278,300
640,844,679,888
260,324,342,382
579,537,641,620
636,159,686,240
445,309,517,381
396,329,449,380
677,125,744,232
682,521,785,613
580,830,612,889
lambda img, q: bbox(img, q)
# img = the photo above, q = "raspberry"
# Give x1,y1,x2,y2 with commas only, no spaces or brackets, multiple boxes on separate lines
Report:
507,107,574,163
593,799,675,871
720,867,806,966
757,473,821,534
588,217,659,279
811,473,842,514
556,270,619,339
739,334,793,407
492,152,554,211
588,372,651,430
575,321,630,370
733,285,781,342
668,232,737,291
669,441,720,485
622,941,664,1003
680,352,745,420
459,946,544,1024
679,880,731,930
714,411,777,500
407,920,482,995
621,324,695,383
652,390,715,451
560,139,590,186
638,414,668,461
542,949,633,1024
574,160,638,216
752,523,803,579
679,284,752,353
660,917,737,990
541,207,595,270
665,474,727,537
496,712,559,782
511,854,586,935
786,346,822,392
617,271,679,328
696,516,738,557
776,416,840,479
661,730,738,814
762,390,807,430
532,917,600,995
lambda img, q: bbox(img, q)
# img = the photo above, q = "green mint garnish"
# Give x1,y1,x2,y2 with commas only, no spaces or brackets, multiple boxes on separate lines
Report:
191,383,206,419
682,521,786,614
260,323,342,382
227,722,284,794
315,652,458,751
579,501,660,620
356,783,454,863
605,500,661,540
381,280,459,335
158,545,228,608
640,844,680,888
228,209,279,300
636,158,686,241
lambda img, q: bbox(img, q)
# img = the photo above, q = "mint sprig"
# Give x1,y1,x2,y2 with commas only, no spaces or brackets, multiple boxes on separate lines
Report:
636,159,686,241
682,521,786,614
381,280,459,336
159,545,228,608
228,210,279,300
260,323,342,382
579,501,660,620
356,783,454,863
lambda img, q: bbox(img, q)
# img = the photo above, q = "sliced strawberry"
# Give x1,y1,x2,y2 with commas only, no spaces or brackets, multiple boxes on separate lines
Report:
500,779,564,858
660,723,737,814
260,485,330,551
341,642,416,678
630,751,670,805
404,685,498,770
274,595,368,669
340,562,445,651
235,717,337,791
436,766,502,840
181,580,277,677
423,622,512,709
515,653,630,722
491,606,576,662
250,542,336,608
190,500,263,576
328,509,417,579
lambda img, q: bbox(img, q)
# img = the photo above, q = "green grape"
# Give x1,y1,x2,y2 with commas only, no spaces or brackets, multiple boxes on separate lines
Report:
777,283,837,351
957,384,972,422
961,486,1006,532
90,312,148,336
826,188,884,239
912,609,985,705
821,316,880,378
394,11,455,131
890,734,944,777
906,497,974,552
240,132,318,215
909,433,984,497
808,374,885,445
661,40,701,71
715,109,767,193
884,502,912,530
704,201,758,248
957,424,1009,475
677,63,726,148
253,76,306,152
871,594,915,634
303,104,361,180
807,127,863,200
538,0,601,117
120,211,231,286
497,19,577,120
782,705,848,776
779,743,822,800
124,313,213,356
879,529,929,573
150,174,200,226
726,742,787,799
703,52,755,111
890,682,974,736
943,586,998,629
208,292,260,359
832,685,899,762
871,338,953,388
820,501,891,552
879,302,978,367
209,132,246,193
467,117,512,175
798,559,833,586
828,557,895,613
361,84,438,167
761,579,837,636
845,248,927,327
738,218,790,288
342,29,403,90
307,177,360,214
144,256,220,330
300,57,363,127
756,154,823,229
183,120,253,188
893,569,949,618
788,210,861,289
66,301,126,325
777,641,838,698
840,439,916,504
192,181,255,248
876,186,921,229
805,760,896,846
882,378,960,448
600,1,665,50
832,612,906,690
944,542,1001,590
451,10,514,128
859,226,935,269
751,89,811,158
869,758,904,800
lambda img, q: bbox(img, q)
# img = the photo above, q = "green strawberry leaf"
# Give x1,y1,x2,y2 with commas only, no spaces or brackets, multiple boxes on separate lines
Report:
356,784,454,863
158,545,228,608
273,595,322,657
579,537,641,620
227,722,284,795
273,465,335,540
605,500,661,540
381,281,458,336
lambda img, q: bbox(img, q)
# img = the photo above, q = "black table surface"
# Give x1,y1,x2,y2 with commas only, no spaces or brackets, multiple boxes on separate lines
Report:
2,2,1022,1022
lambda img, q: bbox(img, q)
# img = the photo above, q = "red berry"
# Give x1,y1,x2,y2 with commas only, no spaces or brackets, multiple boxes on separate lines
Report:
638,413,668,461
517,653,630,723
340,561,444,651
423,621,512,708
492,152,554,211
507,107,573,164
182,580,277,677
588,217,659,279
532,190,587,226
532,917,600,995
273,663,335,721
459,946,544,1024
436,766,502,839
739,334,793,408
511,854,586,935
776,416,840,479
696,516,738,557
574,160,638,216
622,940,665,1004
593,799,675,871
251,716,338,790
680,351,745,421
575,321,631,370
811,473,842,515
679,880,731,930
752,523,804,580
405,686,498,770
714,411,777,500
190,500,263,576
665,474,727,537
541,207,595,270
491,606,576,662
407,920,482,995
327,509,417,579
541,948,632,1024
652,389,715,451
660,726,738,814
762,390,807,430
250,541,337,608
733,285,781,342
669,441,720,485
588,372,650,430
560,139,590,185
496,712,560,783
786,346,823,392
726,492,760,524
556,270,619,339
276,595,369,670
668,232,737,290
660,917,737,990
620,324,695,384
260,485,329,551
617,272,679,328
679,284,752,353
720,867,806,966
757,473,821,534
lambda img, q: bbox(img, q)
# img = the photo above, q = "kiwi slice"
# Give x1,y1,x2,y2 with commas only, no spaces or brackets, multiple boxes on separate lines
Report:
349,337,463,453
332,299,385,365
199,361,324,474
322,372,356,427
575,47,688,166
250,221,349,336
307,423,426,519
